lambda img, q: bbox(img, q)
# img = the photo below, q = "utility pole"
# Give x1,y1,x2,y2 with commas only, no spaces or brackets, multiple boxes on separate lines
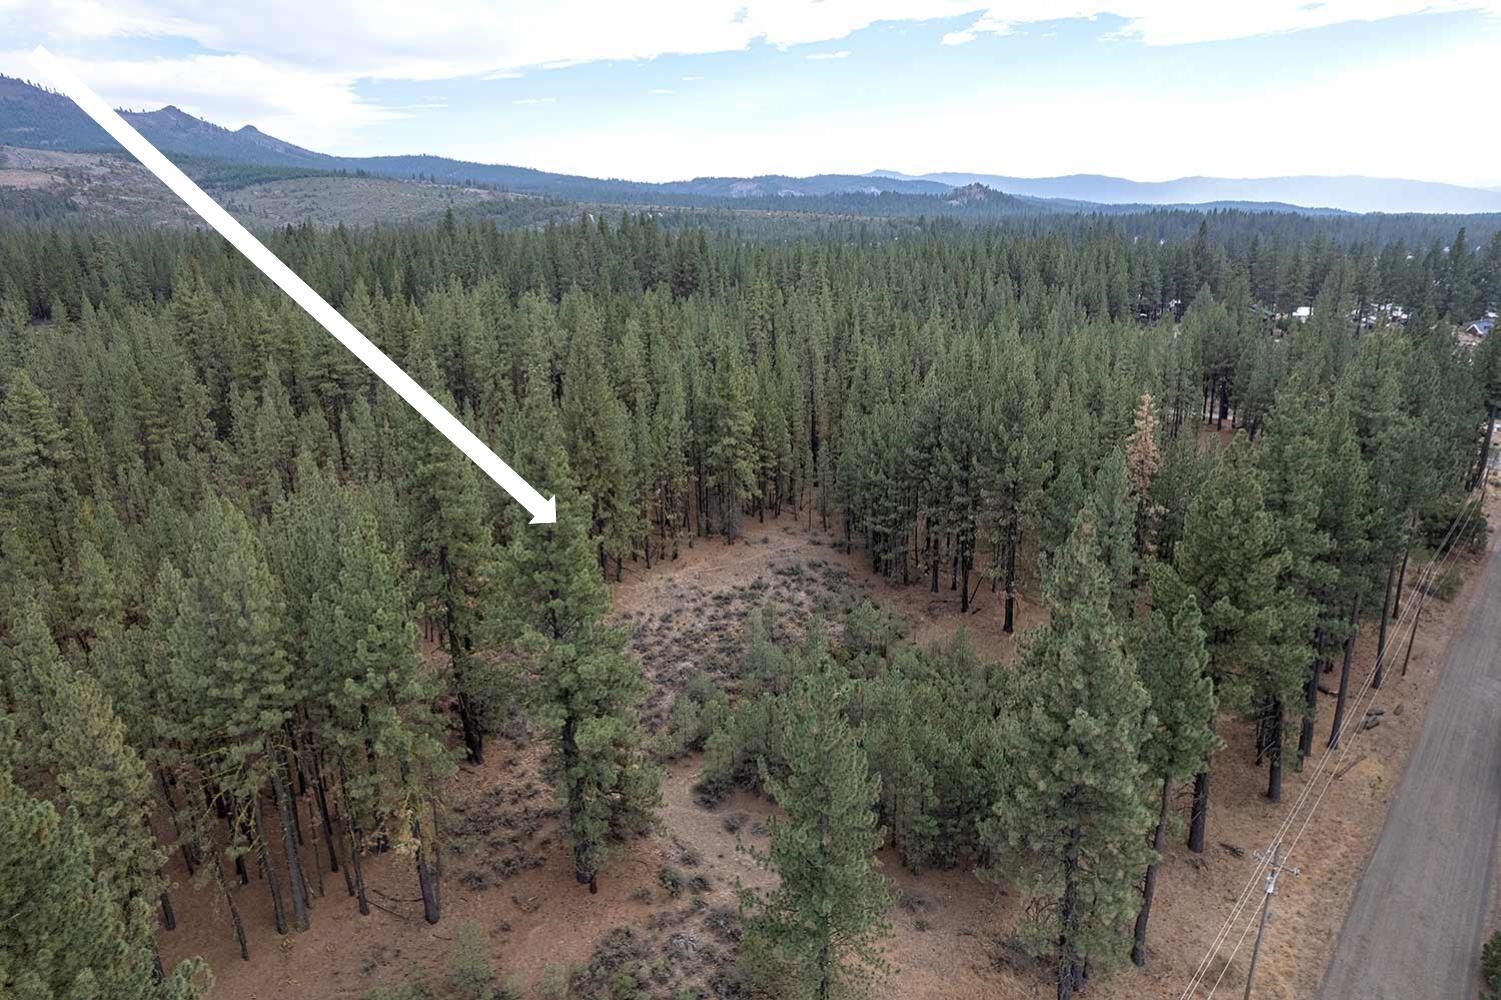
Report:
1243,848,1300,1000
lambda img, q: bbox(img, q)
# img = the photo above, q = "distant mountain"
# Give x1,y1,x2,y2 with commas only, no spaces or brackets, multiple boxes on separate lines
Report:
656,173,949,198
870,169,1501,215
5,74,1490,217
0,75,950,206
1,75,337,166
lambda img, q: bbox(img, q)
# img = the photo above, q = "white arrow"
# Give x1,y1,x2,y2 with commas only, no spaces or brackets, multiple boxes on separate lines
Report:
29,46,557,525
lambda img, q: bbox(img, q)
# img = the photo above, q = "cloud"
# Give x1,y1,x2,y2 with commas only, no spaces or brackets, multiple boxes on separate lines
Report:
941,1,1501,47
805,49,851,58
511,96,556,105
649,87,675,94
6,0,1498,80
681,74,704,81
3,0,1498,156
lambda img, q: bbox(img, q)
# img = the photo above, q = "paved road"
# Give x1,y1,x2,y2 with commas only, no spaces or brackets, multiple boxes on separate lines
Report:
1320,541,1501,1000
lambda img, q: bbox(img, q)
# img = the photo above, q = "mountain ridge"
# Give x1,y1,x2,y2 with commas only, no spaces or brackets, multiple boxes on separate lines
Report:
4,74,1497,214
868,169,1501,215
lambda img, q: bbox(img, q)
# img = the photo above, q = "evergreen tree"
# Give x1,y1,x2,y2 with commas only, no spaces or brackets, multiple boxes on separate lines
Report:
741,664,891,1000
1130,568,1216,966
982,518,1152,1000
1173,436,1303,847
309,506,455,922
494,383,660,892
401,369,502,764
0,719,207,1000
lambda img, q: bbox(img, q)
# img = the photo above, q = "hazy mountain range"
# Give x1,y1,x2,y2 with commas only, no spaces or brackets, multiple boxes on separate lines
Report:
870,170,1501,215
3,74,1499,215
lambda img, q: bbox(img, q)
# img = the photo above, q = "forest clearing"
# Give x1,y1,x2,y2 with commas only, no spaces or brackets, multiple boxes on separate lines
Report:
152,485,1497,1000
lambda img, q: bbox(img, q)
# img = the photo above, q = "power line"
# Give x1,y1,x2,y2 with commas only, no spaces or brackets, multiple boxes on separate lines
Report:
1242,850,1300,1000
1193,494,1483,998
1197,497,1480,997
1179,492,1484,998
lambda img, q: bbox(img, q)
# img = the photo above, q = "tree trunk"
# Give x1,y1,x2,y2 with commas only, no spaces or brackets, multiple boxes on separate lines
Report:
156,769,196,876
1374,553,1397,688
1131,777,1172,967
1188,767,1210,854
454,687,484,765
160,891,176,931
1392,543,1410,619
253,797,288,935
214,853,249,961
1298,628,1326,764
309,754,345,881
1266,699,1283,802
1003,522,1019,634
415,843,440,924
1472,405,1495,491
1402,594,1423,677
229,792,251,885
270,765,310,931
1329,594,1361,749
337,757,369,916
959,549,971,613
1058,817,1084,1000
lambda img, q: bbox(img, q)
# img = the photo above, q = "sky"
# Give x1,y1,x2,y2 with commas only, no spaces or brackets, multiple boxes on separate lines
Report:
1,1,1499,187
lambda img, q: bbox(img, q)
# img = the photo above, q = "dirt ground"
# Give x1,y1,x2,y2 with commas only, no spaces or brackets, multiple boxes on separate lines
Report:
158,501,1495,1000
1319,493,1501,998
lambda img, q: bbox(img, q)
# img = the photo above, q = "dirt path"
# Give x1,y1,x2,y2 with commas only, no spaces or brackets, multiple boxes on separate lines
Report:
1319,528,1501,1000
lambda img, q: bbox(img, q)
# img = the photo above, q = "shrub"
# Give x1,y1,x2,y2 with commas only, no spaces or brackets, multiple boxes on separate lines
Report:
448,922,495,1000
657,673,730,758
1482,931,1501,1000
535,964,576,1000
842,599,903,660
658,865,685,898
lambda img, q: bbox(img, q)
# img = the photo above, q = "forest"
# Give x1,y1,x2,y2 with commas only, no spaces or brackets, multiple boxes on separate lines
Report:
1,206,1499,1000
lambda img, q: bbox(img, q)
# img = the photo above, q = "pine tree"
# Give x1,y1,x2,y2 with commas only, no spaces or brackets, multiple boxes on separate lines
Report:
1130,567,1216,966
1173,435,1303,847
983,517,1152,1000
162,498,307,933
401,360,503,763
1124,392,1164,554
560,295,636,577
1085,449,1138,616
310,506,455,922
494,381,660,893
741,664,891,1000
0,719,206,1000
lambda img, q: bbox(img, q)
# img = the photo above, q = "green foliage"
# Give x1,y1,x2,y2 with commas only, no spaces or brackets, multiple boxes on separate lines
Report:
494,404,660,888
1138,568,1219,785
0,721,206,1000
1482,930,1501,1000
840,599,904,667
0,200,1488,987
981,518,1153,994
447,921,513,1000
1174,436,1310,714
740,665,891,1000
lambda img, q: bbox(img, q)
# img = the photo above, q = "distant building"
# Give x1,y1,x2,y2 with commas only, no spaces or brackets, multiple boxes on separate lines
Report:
1292,305,1312,322
1465,318,1495,338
